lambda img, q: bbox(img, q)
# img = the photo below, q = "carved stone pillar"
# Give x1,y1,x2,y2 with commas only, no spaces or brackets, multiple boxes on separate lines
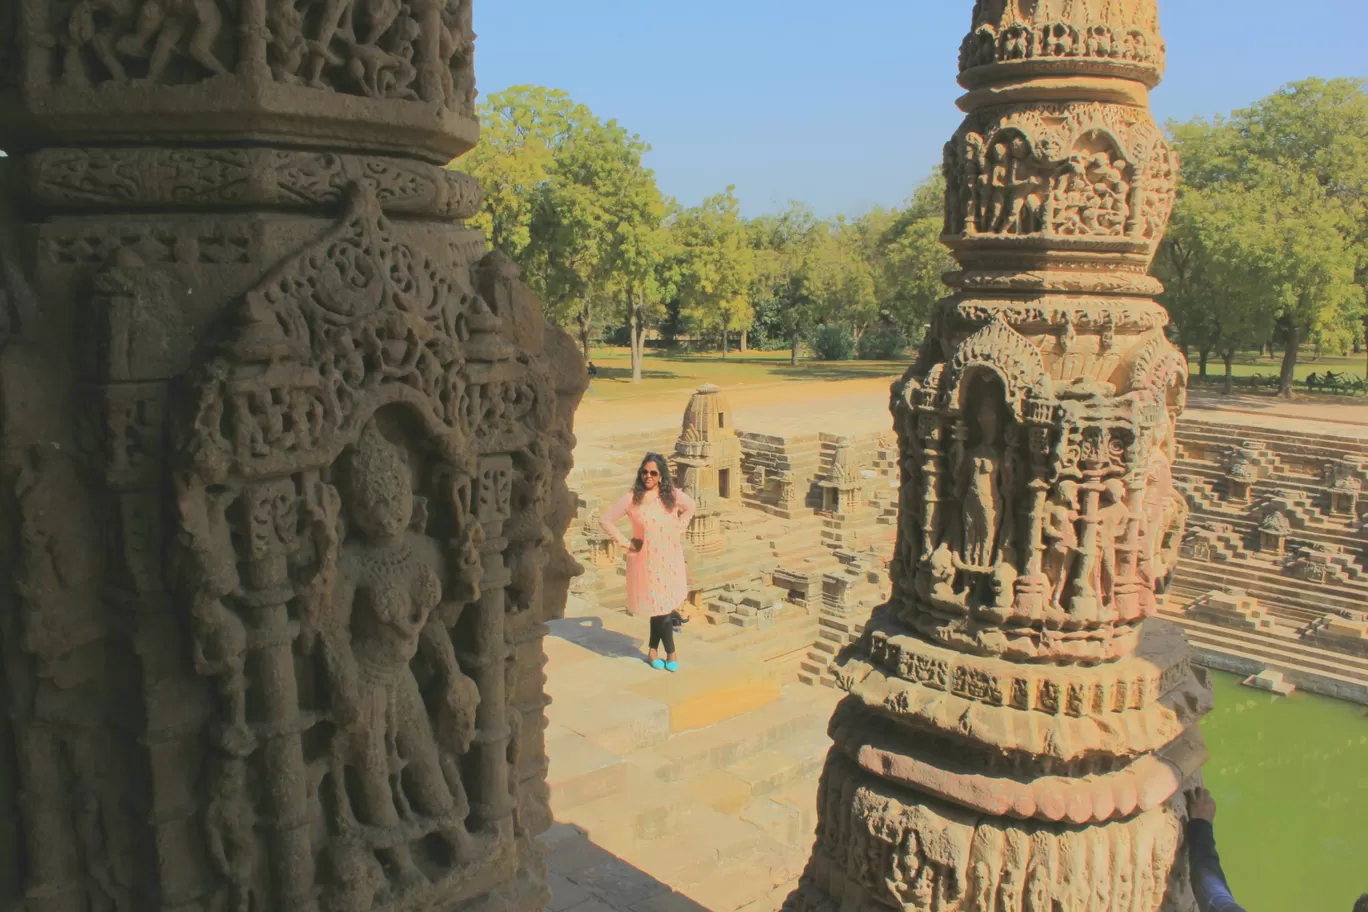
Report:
0,3,584,910
787,3,1212,910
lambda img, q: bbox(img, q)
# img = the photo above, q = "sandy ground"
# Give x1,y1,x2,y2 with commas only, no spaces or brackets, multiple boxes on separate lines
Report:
573,374,1367,445
575,376,904,445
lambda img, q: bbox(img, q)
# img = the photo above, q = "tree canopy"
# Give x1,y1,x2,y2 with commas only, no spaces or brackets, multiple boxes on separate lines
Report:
459,79,1367,391
1163,78,1368,396
456,86,954,377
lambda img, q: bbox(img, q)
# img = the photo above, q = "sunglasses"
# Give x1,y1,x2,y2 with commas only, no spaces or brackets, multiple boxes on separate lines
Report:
640,469,660,477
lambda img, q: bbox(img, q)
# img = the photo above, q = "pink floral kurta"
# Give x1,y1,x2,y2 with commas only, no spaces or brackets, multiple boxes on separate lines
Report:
600,489,696,618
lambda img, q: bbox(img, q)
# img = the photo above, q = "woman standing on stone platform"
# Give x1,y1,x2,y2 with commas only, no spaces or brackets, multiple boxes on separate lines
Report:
599,453,695,672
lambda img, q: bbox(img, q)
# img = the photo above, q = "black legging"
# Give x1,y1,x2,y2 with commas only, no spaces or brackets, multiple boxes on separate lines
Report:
648,615,676,655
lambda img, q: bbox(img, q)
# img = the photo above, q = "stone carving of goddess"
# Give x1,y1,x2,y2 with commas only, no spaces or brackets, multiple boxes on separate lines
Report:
1095,478,1131,605
1042,480,1079,607
322,420,480,892
961,399,1006,569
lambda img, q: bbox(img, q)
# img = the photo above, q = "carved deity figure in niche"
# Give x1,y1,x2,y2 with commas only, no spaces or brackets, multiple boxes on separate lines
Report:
89,248,188,381
204,756,264,912
6,445,138,909
980,137,1050,235
1043,480,1079,607
1096,478,1130,605
960,397,1008,569
322,420,479,891
918,542,960,609
1140,452,1172,575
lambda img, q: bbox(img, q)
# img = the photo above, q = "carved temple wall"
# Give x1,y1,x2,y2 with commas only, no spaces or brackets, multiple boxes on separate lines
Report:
787,1,1213,910
0,2,585,910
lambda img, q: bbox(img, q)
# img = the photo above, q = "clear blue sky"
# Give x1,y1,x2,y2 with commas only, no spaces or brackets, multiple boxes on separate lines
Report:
474,0,1367,218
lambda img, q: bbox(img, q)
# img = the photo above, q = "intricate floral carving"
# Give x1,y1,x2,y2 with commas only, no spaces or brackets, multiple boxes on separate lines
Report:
944,102,1174,253
4,1,584,907
960,0,1166,79
29,147,485,217
945,316,1051,415
796,3,1205,909
167,184,575,909
259,0,474,112
179,185,487,479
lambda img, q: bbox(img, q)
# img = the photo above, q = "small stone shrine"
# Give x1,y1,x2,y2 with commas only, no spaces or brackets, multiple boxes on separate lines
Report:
818,437,863,514
674,384,744,555
786,1,1215,908
0,5,584,911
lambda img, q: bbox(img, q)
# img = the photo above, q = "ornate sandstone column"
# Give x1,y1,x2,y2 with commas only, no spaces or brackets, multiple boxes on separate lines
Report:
0,4,584,910
787,2,1213,909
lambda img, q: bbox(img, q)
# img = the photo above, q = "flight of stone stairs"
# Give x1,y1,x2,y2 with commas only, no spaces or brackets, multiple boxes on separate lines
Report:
543,603,841,910
1163,416,1368,702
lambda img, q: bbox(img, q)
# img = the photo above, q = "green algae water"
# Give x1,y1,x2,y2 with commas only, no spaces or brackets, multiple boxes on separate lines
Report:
1199,670,1368,911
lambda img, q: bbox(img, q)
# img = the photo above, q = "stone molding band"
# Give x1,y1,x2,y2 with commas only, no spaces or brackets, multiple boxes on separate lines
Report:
841,724,1206,825
27,148,483,219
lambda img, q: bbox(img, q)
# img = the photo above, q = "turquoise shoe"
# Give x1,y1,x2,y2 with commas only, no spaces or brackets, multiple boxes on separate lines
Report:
650,658,666,670
665,660,679,673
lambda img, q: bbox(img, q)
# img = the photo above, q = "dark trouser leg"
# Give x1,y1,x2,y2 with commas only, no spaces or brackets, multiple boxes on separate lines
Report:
654,615,675,655
649,615,664,652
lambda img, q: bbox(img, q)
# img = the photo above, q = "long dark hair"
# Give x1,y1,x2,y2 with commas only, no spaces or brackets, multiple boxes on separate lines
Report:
632,452,677,509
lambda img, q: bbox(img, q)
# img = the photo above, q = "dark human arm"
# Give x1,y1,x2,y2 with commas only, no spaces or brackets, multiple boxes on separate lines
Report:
1187,819,1246,912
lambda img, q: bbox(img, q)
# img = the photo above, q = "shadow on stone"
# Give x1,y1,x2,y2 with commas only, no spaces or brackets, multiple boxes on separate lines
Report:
543,822,712,912
550,615,649,660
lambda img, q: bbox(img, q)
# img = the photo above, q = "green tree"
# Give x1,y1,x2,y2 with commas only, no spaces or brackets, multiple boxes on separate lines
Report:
457,86,590,260
673,189,756,359
854,174,952,349
1168,79,1368,395
1161,184,1280,394
811,218,878,343
749,203,823,365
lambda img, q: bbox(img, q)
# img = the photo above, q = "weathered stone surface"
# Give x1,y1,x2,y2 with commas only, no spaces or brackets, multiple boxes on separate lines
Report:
787,2,1209,909
0,4,584,910
674,384,744,555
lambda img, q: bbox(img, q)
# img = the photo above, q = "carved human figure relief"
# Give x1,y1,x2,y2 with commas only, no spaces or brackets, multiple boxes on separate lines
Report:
1042,480,1079,608
56,0,230,86
317,420,479,897
1095,477,1130,606
961,398,1007,569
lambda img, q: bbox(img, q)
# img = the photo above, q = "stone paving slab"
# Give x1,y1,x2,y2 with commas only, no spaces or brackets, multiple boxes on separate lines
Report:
558,762,695,843
549,689,673,755
546,726,627,809
630,663,783,732
682,768,754,816
545,595,840,911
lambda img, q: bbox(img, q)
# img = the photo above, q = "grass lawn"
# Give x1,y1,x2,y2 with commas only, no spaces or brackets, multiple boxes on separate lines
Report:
578,346,1368,404
1190,352,1367,384
582,346,906,402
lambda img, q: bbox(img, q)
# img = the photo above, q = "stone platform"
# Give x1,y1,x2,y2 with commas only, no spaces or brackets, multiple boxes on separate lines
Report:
542,595,842,911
